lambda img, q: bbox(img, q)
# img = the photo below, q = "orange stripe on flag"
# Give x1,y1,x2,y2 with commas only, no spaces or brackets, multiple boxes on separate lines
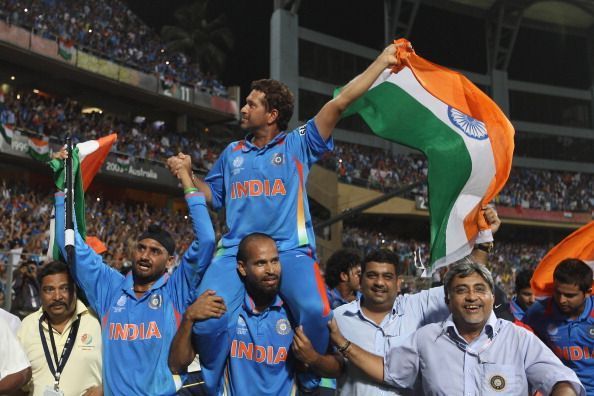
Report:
80,134,117,191
531,221,594,297
394,38,514,244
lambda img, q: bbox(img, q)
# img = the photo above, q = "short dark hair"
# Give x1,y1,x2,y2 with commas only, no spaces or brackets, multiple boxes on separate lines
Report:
361,249,399,275
515,269,534,292
324,249,362,289
251,79,294,131
553,258,593,293
237,233,275,263
37,261,74,286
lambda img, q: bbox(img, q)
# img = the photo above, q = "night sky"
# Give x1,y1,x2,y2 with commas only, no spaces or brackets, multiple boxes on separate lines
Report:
124,0,590,96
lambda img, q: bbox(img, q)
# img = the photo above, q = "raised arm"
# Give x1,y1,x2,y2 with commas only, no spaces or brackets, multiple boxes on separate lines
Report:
471,206,500,265
167,165,216,310
169,290,226,373
314,42,405,141
54,192,123,315
166,153,213,204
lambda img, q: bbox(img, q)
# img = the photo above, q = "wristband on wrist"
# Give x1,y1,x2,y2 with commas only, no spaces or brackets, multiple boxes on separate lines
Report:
337,340,352,355
184,187,198,194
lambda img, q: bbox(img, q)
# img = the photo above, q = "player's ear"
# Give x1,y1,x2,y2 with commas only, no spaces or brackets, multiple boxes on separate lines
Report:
267,108,279,126
237,260,247,277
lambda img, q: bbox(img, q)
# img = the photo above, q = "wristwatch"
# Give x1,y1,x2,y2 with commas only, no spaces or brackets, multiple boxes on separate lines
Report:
475,242,494,253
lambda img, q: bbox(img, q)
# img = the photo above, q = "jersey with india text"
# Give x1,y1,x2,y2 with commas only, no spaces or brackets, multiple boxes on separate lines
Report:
220,294,296,396
206,119,333,256
524,296,594,394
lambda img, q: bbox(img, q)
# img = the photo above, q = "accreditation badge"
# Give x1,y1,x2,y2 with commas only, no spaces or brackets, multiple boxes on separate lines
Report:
43,386,64,396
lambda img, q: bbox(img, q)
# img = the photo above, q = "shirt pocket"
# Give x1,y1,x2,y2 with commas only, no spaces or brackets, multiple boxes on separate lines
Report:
482,364,523,395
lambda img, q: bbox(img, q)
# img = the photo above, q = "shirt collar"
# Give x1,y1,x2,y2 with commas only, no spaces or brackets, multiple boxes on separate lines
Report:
243,292,283,315
443,311,498,342
242,131,287,152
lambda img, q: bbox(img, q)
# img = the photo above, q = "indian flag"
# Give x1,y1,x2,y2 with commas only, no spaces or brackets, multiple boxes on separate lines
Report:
531,221,594,297
117,156,130,170
28,136,50,162
47,134,117,260
342,39,514,270
0,123,14,145
58,37,74,61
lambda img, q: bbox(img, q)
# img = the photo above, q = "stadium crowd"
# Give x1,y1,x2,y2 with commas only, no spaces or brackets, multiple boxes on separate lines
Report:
1,86,591,213
0,0,228,96
320,141,593,213
0,89,227,171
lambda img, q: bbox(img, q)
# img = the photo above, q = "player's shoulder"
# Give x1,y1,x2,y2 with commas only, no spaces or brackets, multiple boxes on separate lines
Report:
333,299,359,319
224,140,245,153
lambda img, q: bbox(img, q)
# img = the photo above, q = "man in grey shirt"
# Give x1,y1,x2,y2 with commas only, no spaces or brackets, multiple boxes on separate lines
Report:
328,261,585,396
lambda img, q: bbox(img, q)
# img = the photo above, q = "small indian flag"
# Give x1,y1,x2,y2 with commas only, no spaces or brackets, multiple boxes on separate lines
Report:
531,221,594,297
47,133,117,260
117,156,130,169
0,123,14,145
58,37,74,61
28,136,50,162
341,39,514,270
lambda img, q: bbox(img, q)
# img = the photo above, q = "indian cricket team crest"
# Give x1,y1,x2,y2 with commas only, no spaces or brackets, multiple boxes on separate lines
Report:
271,153,284,166
237,316,248,335
489,375,506,391
588,326,594,338
447,106,488,140
275,318,291,335
149,293,163,309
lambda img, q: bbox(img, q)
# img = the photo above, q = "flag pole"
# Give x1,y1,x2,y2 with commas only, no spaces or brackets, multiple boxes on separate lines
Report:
65,135,75,265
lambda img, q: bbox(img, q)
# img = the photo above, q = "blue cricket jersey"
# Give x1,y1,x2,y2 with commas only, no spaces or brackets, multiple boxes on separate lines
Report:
55,192,215,396
509,296,527,321
219,293,296,396
206,118,333,257
524,296,594,394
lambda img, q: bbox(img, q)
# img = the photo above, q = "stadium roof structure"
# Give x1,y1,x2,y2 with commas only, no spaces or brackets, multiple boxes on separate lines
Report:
433,0,594,30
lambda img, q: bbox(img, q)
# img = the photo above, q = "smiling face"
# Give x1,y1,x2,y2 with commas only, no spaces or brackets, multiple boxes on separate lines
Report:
132,238,173,285
360,261,399,311
40,272,76,323
447,272,494,331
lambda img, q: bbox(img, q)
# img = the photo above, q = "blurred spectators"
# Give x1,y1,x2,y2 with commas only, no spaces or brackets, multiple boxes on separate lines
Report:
320,141,592,213
0,89,227,171
341,225,552,298
0,0,227,96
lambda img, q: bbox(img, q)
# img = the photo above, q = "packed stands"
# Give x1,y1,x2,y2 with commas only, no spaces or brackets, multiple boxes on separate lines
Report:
0,0,228,96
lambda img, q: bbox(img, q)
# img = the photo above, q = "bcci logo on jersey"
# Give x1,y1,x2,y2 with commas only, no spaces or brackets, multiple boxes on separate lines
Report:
237,316,248,335
149,294,162,309
275,319,291,335
271,153,284,166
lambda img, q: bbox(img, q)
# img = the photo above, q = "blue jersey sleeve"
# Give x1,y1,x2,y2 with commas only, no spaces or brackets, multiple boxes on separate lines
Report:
54,193,124,316
285,119,334,167
166,192,215,311
205,144,232,210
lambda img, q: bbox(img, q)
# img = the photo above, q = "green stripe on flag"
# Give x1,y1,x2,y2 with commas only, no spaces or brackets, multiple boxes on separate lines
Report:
49,147,87,245
344,82,472,263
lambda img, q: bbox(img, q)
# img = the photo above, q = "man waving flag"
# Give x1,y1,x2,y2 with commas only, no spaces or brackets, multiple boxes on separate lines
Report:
341,38,514,271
